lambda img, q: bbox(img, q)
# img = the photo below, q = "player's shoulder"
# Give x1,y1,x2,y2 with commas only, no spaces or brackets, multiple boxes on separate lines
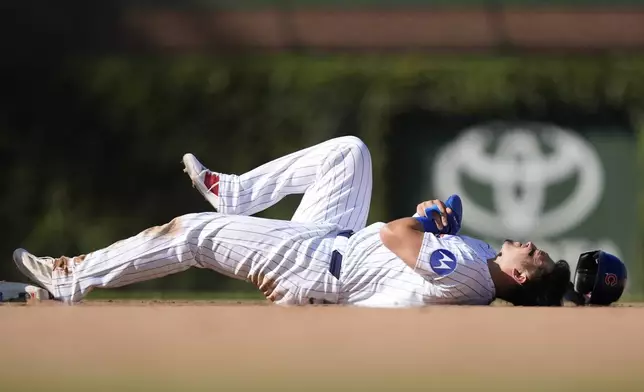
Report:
418,234,496,304
432,234,497,260
457,236,498,259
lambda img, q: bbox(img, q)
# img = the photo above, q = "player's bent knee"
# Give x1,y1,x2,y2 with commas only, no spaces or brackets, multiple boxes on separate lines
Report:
338,136,372,167
337,135,366,150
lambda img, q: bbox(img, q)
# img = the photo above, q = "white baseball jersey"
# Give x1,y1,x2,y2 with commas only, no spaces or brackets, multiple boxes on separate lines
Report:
42,136,498,307
338,223,497,307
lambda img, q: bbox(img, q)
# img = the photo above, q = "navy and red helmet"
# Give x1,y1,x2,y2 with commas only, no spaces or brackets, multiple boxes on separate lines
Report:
573,250,627,305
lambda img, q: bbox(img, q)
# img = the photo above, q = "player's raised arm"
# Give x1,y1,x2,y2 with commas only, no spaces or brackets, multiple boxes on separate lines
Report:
379,217,426,267
380,198,456,269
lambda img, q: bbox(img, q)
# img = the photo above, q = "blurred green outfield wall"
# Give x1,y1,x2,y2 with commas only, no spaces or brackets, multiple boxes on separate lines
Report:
2,54,642,298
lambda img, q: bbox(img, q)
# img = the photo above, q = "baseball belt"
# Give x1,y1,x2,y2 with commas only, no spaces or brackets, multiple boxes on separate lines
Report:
329,230,354,279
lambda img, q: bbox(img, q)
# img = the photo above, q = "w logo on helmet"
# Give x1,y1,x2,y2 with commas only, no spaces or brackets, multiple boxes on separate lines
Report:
604,273,618,287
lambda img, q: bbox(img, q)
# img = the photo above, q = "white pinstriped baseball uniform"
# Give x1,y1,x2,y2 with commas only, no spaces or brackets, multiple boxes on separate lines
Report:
339,225,497,306
24,136,497,306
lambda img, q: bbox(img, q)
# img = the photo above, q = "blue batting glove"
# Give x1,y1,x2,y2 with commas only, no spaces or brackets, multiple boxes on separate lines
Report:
415,194,463,235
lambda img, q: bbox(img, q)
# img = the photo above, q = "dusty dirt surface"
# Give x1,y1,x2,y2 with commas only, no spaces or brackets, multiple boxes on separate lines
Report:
2,301,644,391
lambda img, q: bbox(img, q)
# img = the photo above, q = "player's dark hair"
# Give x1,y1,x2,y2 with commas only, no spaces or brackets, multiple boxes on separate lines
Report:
511,260,571,306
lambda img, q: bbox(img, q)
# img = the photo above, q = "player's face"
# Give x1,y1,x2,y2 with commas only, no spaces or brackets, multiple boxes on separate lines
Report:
499,239,555,276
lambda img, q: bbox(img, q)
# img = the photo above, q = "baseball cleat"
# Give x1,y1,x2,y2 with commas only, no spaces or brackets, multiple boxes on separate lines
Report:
12,248,56,295
182,153,220,210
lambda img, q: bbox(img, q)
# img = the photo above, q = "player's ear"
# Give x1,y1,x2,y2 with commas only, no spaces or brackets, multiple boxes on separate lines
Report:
512,268,527,284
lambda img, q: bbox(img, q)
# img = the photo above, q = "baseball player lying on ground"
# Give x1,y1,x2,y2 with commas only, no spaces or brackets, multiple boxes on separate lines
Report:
12,136,622,307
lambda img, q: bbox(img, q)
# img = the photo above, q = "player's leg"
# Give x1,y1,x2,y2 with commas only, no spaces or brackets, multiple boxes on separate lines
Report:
13,212,340,304
288,136,372,231
183,136,373,231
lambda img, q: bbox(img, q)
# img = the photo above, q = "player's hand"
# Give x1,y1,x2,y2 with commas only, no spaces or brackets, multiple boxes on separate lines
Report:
416,199,452,231
250,271,285,303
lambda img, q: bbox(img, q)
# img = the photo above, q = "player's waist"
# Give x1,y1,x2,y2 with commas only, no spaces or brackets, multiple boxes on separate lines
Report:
328,230,354,280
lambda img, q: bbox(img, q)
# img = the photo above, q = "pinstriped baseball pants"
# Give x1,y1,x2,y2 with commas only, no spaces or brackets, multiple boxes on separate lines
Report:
51,136,373,303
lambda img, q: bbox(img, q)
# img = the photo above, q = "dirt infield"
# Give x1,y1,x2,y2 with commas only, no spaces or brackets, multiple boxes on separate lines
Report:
2,302,644,392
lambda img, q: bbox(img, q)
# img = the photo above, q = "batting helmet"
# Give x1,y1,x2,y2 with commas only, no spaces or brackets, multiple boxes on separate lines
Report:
571,250,627,305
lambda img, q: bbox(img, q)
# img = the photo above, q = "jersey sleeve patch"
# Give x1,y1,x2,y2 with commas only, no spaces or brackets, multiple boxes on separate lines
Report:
429,249,458,277
414,233,458,280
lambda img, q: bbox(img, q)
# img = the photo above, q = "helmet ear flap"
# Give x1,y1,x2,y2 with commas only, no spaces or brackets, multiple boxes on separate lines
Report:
574,250,600,296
